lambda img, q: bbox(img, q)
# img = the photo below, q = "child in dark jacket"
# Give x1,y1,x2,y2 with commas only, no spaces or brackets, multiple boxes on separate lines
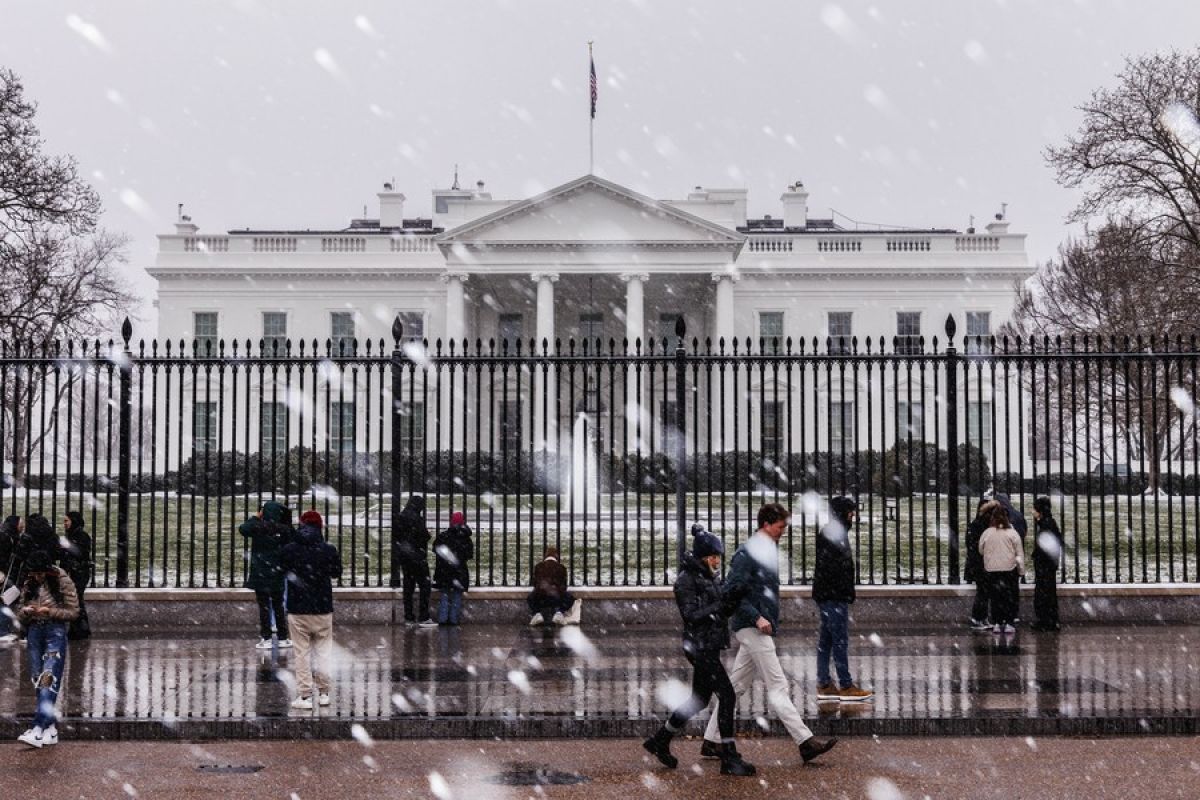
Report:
433,511,474,625
813,497,872,701
1031,497,1063,631
642,525,755,777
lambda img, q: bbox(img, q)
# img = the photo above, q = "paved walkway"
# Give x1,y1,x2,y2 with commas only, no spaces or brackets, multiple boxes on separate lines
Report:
1,622,1197,739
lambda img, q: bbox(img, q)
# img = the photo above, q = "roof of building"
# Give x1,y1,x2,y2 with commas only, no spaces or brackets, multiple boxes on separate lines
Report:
228,218,442,235
740,217,959,235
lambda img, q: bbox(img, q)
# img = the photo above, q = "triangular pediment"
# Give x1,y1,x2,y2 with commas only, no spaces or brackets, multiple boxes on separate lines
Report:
437,175,744,247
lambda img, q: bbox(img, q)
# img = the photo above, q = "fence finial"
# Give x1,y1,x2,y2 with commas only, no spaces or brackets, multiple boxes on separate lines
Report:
943,313,956,340
121,317,133,346
391,315,403,346
674,316,686,338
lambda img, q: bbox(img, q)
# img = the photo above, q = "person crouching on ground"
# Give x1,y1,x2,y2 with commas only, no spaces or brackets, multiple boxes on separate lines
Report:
15,549,79,748
979,505,1025,634
281,510,342,710
240,500,294,649
434,511,474,626
643,524,755,777
813,497,873,702
1031,497,1063,632
527,546,574,625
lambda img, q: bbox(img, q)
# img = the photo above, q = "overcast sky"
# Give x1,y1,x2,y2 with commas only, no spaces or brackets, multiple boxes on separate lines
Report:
4,0,1200,332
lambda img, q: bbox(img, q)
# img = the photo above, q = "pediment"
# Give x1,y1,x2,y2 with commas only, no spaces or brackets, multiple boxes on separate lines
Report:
437,175,743,248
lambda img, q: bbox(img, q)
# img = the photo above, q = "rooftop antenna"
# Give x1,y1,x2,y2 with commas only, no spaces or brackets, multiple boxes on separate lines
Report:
451,164,460,190
177,203,184,221
363,204,368,218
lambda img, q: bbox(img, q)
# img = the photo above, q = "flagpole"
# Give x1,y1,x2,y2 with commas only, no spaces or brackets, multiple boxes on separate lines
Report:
588,41,595,174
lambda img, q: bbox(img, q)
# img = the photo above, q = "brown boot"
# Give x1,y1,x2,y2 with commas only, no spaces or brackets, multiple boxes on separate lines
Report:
799,736,838,763
838,684,874,702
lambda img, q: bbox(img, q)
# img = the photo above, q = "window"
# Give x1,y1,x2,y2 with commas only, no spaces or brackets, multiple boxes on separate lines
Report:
500,398,522,451
830,400,856,453
330,401,356,453
658,400,682,452
193,402,217,453
896,312,922,355
396,311,425,345
759,311,784,346
762,401,784,455
262,312,287,354
966,311,991,355
498,314,523,349
967,401,993,458
828,311,852,354
330,312,356,354
579,313,603,345
398,401,425,456
897,401,925,441
657,313,682,351
260,402,288,454
193,312,218,356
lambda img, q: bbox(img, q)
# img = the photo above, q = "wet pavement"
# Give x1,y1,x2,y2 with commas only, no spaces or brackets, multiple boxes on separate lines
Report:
5,737,1200,799
1,622,1199,739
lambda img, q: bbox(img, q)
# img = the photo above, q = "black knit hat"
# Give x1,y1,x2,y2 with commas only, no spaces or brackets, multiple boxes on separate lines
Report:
25,549,53,573
830,496,858,519
1033,496,1053,518
690,523,724,558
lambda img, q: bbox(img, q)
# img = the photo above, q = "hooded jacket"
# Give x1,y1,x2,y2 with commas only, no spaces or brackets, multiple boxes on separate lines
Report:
392,496,430,569
531,550,568,597
433,518,474,591
60,511,92,588
673,553,735,653
281,521,343,615
994,493,1028,541
813,511,857,604
239,501,293,593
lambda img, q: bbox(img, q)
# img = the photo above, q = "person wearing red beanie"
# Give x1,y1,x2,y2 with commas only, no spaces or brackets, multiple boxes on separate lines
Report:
300,510,323,528
433,511,473,625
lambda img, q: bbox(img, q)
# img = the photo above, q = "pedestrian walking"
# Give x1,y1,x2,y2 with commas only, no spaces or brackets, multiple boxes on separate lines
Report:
813,497,873,702
60,511,92,640
1031,497,1063,632
643,524,755,777
391,494,436,627
526,546,575,625
280,510,342,710
700,503,838,765
979,505,1025,634
965,498,999,631
240,500,294,649
433,511,473,626
15,549,79,748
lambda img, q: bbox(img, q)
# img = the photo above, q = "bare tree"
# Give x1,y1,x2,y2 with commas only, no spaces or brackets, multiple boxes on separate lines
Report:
1047,49,1200,260
0,68,137,484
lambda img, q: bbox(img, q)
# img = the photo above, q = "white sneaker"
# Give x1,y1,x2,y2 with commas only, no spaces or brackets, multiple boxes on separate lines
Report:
551,611,566,625
255,638,273,650
0,633,17,644
318,693,331,707
17,727,43,748
40,726,58,746
1003,624,1016,634
290,696,313,710
528,613,544,626
992,624,1002,634
418,619,438,629
277,639,293,649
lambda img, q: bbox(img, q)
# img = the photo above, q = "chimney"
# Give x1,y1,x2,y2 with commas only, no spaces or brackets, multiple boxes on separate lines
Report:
175,203,198,235
781,181,809,229
474,179,492,200
378,183,406,228
985,204,1010,235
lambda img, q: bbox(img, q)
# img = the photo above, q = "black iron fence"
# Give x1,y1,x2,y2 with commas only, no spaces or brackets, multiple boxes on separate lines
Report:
3,315,1199,588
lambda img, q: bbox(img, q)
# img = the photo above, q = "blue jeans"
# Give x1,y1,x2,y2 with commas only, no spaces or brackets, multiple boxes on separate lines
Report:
437,588,463,624
26,622,68,729
816,601,852,688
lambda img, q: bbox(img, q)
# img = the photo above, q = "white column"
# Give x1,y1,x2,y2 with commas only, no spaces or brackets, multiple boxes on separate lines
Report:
621,272,649,451
442,272,468,449
713,271,739,451
533,272,559,451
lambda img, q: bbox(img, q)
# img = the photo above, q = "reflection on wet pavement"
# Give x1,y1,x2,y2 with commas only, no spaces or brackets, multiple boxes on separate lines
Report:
0,625,1195,724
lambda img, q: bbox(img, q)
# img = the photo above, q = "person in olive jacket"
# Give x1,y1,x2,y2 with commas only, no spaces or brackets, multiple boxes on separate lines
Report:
433,511,474,626
813,497,872,701
239,500,293,648
60,511,92,640
643,525,755,777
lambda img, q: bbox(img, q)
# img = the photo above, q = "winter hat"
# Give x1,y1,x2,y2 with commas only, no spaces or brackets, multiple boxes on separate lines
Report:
830,496,858,520
690,523,724,559
450,511,466,526
300,509,323,528
1033,496,1053,518
25,549,53,573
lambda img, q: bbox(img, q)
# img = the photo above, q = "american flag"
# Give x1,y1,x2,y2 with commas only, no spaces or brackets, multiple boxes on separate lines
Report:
589,54,597,119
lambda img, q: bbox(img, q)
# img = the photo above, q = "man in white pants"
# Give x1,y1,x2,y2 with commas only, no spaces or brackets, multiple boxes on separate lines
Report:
700,502,838,764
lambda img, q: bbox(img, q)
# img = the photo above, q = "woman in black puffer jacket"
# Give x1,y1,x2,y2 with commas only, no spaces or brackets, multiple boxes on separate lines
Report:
642,525,754,777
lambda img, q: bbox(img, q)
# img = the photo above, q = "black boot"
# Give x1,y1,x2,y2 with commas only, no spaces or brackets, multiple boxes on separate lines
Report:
718,743,756,777
642,727,678,769
799,735,838,763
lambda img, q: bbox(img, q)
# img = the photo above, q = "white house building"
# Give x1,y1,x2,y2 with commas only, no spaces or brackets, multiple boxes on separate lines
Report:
148,173,1032,470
